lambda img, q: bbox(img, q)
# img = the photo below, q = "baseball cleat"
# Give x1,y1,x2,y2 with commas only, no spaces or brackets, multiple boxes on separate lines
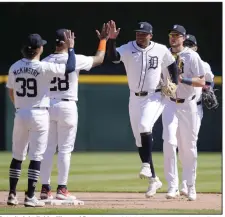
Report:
139,163,152,179
24,195,45,207
180,188,188,197
180,181,188,197
40,186,54,200
166,188,180,199
7,193,18,206
187,185,197,201
56,187,76,200
145,176,162,198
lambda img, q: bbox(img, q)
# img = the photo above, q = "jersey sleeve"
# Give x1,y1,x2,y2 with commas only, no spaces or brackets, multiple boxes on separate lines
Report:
40,61,66,76
6,66,14,89
75,55,93,71
162,47,175,68
116,44,128,63
190,52,205,77
203,61,214,82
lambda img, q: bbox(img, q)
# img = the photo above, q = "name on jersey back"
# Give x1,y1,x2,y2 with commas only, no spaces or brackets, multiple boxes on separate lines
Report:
13,67,40,77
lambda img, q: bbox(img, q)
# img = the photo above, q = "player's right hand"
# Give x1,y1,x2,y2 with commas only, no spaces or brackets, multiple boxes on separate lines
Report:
64,30,75,49
96,23,111,41
107,20,121,39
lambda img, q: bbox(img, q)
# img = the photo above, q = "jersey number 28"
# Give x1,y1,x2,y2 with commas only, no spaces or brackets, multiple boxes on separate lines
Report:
50,74,69,91
16,77,37,97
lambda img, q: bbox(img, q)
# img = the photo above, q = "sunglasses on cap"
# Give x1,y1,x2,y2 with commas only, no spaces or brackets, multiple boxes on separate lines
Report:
168,33,183,38
184,40,195,48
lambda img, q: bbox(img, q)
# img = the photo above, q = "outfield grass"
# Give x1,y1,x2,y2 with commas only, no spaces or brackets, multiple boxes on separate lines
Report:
0,208,222,215
0,152,222,193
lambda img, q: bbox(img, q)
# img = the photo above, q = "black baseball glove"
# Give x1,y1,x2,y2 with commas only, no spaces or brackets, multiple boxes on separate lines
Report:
202,86,219,110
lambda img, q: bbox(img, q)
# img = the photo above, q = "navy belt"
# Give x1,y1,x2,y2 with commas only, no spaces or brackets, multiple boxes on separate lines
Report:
16,107,48,110
33,107,48,110
170,95,196,104
135,89,161,97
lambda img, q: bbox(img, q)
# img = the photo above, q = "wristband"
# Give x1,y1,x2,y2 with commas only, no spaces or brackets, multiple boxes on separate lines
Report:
181,77,192,86
98,39,107,52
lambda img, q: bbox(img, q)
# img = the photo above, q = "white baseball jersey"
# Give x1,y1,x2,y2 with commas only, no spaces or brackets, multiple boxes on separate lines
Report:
42,53,93,101
175,47,205,99
116,41,175,93
6,58,68,109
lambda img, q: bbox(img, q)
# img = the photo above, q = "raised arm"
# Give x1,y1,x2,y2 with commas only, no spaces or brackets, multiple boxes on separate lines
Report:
91,23,111,68
106,20,121,62
64,30,76,74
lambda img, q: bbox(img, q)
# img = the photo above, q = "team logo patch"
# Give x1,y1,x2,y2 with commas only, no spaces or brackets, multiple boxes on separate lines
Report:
148,56,158,69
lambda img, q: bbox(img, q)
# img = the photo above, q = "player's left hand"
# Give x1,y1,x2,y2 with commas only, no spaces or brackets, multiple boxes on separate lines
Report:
64,30,75,48
96,23,111,41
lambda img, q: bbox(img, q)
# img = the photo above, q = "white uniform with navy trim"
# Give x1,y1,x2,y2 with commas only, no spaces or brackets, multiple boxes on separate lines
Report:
162,47,205,189
40,53,93,186
6,58,68,162
116,40,175,147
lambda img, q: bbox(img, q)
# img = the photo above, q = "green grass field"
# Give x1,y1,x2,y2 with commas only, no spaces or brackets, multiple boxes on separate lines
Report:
0,152,222,193
0,152,222,215
0,208,221,215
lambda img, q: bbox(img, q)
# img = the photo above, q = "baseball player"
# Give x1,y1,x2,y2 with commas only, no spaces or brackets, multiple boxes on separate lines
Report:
162,25,205,201
179,34,214,196
39,24,110,200
107,20,178,197
6,31,75,207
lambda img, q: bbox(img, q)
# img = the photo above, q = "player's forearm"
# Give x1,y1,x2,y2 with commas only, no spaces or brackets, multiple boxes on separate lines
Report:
106,39,120,62
8,89,14,105
65,48,76,73
167,62,178,84
91,39,107,68
180,76,205,87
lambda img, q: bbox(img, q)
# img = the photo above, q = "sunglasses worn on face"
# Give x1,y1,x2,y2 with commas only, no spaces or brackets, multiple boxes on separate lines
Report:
168,33,183,38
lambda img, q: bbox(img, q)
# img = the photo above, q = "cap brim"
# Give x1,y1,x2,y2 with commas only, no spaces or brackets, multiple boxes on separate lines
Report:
42,40,47,46
134,30,152,34
169,30,185,36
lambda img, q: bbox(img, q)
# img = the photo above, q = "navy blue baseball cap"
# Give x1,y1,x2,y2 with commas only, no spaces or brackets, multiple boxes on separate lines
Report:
185,34,197,45
169,24,186,36
134,22,153,34
56,28,67,43
24,34,47,49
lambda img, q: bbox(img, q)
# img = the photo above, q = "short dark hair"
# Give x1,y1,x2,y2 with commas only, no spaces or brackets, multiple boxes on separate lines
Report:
21,46,38,59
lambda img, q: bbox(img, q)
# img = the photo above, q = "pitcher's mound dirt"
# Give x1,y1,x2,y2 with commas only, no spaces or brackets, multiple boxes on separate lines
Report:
0,191,221,210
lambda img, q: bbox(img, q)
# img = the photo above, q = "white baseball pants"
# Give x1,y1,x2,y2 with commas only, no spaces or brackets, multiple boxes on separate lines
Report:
12,108,49,161
129,91,165,147
162,98,198,188
40,99,78,185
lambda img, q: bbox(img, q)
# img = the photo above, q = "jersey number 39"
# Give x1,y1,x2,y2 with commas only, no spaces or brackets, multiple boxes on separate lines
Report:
16,77,37,97
50,74,69,91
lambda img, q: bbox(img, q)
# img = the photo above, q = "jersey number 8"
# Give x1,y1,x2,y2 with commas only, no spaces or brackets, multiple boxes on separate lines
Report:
50,74,69,91
16,77,37,97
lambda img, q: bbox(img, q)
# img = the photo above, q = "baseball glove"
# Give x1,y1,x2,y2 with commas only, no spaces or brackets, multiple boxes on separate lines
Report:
161,76,177,98
202,86,219,109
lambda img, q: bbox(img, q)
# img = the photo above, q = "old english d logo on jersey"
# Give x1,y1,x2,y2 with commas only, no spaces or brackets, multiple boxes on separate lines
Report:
148,56,158,69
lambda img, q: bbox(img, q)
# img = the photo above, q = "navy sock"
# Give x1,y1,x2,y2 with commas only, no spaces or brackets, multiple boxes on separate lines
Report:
42,184,51,191
57,185,67,190
27,160,41,198
138,147,145,163
9,158,22,195
140,133,156,178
